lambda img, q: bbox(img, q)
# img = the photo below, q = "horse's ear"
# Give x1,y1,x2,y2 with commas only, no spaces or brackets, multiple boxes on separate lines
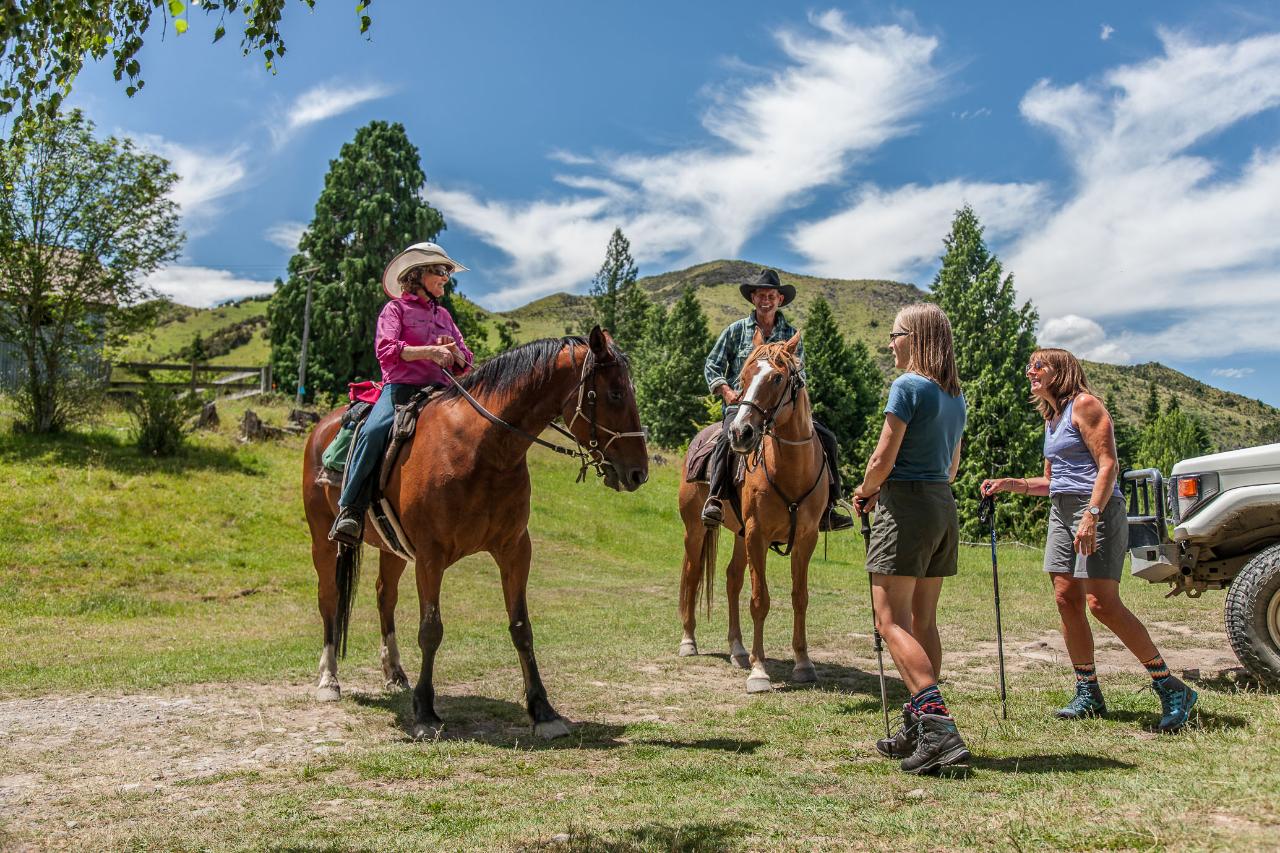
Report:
784,332,801,355
589,325,612,359
752,326,766,349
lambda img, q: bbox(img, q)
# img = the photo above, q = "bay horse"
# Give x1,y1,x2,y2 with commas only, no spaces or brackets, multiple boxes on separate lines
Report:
677,333,827,693
301,327,648,739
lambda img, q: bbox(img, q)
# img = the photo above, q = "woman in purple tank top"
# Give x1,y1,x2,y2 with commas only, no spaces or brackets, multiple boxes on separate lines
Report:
980,348,1197,733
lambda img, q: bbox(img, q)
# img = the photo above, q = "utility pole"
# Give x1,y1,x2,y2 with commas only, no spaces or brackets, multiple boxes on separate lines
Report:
295,266,321,407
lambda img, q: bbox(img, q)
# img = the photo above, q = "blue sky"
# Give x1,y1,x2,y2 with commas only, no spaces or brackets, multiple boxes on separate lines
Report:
64,1,1280,405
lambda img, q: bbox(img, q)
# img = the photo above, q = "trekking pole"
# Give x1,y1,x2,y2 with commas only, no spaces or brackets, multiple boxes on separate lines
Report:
979,494,1008,719
857,500,891,739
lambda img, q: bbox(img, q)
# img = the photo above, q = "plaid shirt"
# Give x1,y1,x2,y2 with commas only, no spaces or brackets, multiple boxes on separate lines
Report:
704,311,806,393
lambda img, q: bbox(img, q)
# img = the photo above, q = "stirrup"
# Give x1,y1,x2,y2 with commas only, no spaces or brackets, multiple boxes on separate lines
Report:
701,497,724,527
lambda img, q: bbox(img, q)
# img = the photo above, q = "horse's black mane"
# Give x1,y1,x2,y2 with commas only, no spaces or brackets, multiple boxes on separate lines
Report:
436,336,629,401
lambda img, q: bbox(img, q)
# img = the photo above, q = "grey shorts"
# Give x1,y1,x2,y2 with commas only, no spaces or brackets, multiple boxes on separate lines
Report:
1043,494,1128,581
867,481,959,578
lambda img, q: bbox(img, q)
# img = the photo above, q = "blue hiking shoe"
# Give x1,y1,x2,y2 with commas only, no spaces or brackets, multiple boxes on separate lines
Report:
1056,680,1108,719
1153,675,1198,733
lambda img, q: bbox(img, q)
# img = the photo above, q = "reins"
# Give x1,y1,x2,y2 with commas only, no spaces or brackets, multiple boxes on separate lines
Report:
737,356,825,556
440,338,643,483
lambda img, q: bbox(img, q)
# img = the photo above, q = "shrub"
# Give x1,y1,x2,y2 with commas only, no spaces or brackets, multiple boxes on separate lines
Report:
126,381,199,456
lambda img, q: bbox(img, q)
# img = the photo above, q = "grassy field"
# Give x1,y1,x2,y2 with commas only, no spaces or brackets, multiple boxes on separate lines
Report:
1,397,1277,851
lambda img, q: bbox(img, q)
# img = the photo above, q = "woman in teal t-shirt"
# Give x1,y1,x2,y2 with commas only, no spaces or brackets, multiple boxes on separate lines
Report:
853,302,968,775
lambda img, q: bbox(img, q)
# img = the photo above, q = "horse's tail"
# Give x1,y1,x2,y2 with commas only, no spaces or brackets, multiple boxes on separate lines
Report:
699,524,718,617
334,543,362,658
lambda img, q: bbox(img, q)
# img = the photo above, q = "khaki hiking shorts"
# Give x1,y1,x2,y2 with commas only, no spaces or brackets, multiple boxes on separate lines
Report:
866,480,959,579
1043,493,1128,581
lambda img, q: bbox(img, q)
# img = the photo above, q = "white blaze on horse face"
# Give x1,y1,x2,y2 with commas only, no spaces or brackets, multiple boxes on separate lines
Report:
731,359,776,433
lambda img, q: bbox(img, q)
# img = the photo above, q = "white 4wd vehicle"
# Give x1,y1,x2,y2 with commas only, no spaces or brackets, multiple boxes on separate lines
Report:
1126,443,1280,688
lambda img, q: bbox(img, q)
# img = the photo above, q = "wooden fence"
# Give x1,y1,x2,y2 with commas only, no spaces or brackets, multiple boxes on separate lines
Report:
109,362,273,399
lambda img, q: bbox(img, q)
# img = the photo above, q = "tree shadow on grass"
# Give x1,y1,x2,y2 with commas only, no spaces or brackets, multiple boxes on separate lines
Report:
349,690,764,753
974,753,1136,774
520,820,752,852
0,428,265,476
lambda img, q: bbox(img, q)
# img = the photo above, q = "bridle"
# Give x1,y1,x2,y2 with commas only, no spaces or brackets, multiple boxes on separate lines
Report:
735,353,825,556
443,337,644,482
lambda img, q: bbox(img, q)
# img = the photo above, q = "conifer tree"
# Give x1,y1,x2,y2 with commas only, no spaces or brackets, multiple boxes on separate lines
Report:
584,228,644,348
930,205,1043,539
1143,382,1161,425
633,288,712,448
803,297,883,484
268,121,446,402
1106,391,1140,476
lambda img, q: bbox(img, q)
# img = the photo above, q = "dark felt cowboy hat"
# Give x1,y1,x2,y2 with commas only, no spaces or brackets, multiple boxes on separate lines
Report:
739,268,796,307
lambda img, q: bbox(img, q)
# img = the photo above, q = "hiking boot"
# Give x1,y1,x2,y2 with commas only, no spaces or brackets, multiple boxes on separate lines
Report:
1056,680,1108,719
876,703,920,759
701,497,724,527
328,506,364,545
1153,675,1198,733
820,507,855,532
900,713,970,775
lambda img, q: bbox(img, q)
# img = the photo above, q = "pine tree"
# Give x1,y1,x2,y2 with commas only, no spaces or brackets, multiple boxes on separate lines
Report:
1106,391,1140,476
803,297,883,486
930,205,1043,540
633,288,712,449
268,121,445,402
584,228,639,342
613,276,655,356
1143,382,1161,425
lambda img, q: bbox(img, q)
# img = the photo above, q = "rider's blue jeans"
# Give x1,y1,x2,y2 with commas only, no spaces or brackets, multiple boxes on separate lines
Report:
338,382,409,511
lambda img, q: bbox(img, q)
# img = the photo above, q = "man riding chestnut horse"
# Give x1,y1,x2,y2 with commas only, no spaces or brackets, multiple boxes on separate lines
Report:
701,268,853,533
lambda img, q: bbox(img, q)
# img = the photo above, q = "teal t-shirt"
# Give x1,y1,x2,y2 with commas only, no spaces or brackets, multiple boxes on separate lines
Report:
885,372,967,482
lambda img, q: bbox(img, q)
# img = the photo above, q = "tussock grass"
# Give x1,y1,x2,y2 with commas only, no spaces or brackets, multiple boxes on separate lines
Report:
0,397,1277,850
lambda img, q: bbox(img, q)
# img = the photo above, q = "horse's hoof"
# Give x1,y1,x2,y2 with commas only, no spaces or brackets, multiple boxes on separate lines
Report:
746,677,773,694
731,653,751,670
678,639,699,657
315,684,341,702
534,717,572,740
411,721,443,740
384,671,411,691
791,664,817,684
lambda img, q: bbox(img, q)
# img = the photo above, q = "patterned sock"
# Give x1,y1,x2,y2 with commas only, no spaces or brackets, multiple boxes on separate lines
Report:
1073,662,1098,685
1141,654,1170,682
910,684,949,717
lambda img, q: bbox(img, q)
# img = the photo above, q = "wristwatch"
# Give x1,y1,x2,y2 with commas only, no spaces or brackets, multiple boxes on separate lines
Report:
1086,505,1101,517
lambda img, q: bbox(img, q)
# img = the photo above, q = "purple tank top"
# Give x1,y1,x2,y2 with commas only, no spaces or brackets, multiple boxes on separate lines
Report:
1045,397,1121,497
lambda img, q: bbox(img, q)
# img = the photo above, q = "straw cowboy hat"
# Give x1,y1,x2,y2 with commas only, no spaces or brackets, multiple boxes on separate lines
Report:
739,268,796,307
381,242,469,298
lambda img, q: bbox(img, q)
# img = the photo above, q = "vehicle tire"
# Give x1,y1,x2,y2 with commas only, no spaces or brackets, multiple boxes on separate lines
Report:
1224,543,1280,690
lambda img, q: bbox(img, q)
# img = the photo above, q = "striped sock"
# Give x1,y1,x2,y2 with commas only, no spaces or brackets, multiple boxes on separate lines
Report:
1141,654,1170,682
1073,662,1098,684
911,684,949,718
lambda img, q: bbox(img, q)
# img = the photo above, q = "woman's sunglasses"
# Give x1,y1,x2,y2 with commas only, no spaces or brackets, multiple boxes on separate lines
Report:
1027,359,1046,372
888,331,911,342
424,264,452,277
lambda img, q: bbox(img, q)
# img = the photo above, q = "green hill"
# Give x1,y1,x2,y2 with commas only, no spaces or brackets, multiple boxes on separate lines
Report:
117,261,1280,451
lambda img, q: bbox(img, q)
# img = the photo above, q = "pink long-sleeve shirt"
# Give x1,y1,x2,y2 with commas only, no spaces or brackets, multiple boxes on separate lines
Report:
374,293,474,386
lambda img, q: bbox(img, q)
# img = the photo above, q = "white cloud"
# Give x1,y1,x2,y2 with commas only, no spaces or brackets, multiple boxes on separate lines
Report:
266,221,307,252
146,265,275,307
789,180,1047,280
437,13,946,307
130,134,248,233
1212,367,1255,379
1038,315,1131,363
1100,24,1115,42
548,149,596,166
1008,30,1280,358
275,82,392,144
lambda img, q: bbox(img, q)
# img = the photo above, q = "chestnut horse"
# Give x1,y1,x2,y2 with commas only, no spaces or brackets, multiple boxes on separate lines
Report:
677,334,827,693
301,328,648,738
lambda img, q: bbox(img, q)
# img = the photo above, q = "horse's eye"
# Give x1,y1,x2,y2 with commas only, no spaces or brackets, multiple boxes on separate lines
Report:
608,389,623,403
772,375,782,384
